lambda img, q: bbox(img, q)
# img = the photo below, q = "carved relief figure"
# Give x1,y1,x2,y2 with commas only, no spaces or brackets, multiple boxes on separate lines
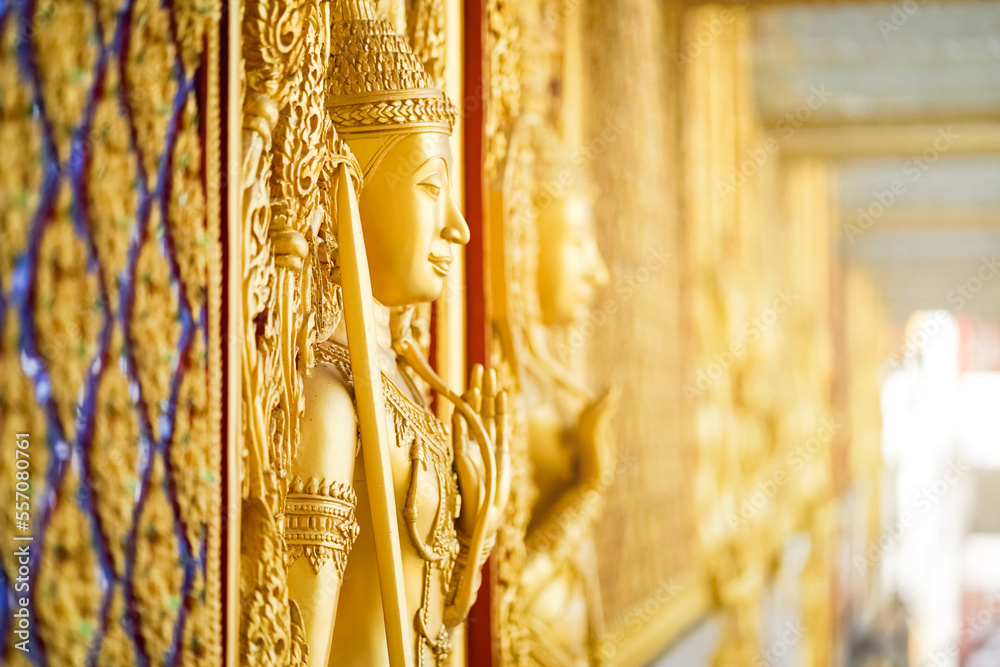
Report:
240,1,510,665
495,121,618,667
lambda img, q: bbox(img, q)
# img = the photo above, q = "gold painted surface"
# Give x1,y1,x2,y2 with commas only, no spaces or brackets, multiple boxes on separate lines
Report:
483,1,635,665
483,2,536,665
237,2,509,665
684,6,766,663
578,1,697,664
679,6,839,666
844,269,889,614
0,0,223,662
0,0,872,664
490,115,619,667
237,0,341,660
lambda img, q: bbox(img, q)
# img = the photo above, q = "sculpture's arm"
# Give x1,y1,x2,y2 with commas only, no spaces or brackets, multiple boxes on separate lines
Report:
392,341,513,628
444,366,512,627
525,471,606,569
286,364,360,667
525,385,620,566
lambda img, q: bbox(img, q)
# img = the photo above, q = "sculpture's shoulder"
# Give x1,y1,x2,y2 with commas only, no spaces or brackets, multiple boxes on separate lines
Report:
307,340,357,418
296,358,359,478
305,360,355,414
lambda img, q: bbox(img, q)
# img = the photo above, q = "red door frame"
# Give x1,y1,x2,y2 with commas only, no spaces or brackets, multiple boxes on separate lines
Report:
462,0,495,663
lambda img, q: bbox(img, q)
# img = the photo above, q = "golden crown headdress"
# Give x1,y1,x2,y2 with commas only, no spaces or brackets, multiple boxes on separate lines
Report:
327,0,458,136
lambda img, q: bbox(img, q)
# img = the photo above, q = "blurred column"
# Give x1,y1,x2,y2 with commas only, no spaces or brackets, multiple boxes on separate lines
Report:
680,4,768,666
783,157,838,667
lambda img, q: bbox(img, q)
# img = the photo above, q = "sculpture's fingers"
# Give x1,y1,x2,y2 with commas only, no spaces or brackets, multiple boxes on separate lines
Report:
598,383,622,421
469,364,484,396
451,412,477,504
462,387,482,415
482,367,497,443
465,364,483,414
472,440,487,508
451,410,466,469
493,390,511,510
598,385,622,460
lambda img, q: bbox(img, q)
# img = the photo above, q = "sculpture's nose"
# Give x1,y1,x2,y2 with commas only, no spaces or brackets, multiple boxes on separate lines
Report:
442,191,470,245
590,246,611,288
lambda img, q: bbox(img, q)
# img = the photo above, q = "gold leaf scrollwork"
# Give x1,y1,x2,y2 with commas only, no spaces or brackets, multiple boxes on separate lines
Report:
239,0,362,663
239,0,316,660
240,498,299,667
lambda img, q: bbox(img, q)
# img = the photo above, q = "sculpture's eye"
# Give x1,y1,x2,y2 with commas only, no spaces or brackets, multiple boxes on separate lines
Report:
419,180,442,199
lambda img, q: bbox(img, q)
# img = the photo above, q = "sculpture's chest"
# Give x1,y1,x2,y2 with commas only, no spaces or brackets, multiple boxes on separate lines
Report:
316,340,461,573
383,377,461,575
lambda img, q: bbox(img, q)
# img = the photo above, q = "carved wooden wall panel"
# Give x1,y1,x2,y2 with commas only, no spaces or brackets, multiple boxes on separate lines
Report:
580,1,699,661
0,0,223,664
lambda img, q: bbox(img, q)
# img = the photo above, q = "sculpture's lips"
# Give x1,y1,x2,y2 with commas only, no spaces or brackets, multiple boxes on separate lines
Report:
428,254,452,276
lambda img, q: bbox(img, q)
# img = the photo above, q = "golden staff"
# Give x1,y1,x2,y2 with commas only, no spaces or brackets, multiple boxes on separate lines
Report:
336,164,414,667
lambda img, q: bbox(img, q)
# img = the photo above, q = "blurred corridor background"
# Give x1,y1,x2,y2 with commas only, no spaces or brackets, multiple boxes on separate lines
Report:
633,2,1000,665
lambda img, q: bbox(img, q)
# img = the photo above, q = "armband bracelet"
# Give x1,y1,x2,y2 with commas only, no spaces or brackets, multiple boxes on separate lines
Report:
285,475,360,577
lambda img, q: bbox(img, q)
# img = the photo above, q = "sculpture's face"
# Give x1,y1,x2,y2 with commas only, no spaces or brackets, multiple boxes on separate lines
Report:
536,195,609,325
357,132,469,306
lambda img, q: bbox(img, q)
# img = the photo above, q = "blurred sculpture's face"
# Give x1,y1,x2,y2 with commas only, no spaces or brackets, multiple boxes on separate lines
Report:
355,132,469,306
536,195,609,325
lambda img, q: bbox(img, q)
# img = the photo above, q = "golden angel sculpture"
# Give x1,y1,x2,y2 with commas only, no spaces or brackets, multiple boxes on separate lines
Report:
239,1,510,665
493,119,619,667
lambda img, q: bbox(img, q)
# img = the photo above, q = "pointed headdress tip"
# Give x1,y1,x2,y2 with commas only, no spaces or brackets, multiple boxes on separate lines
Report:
327,0,458,136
